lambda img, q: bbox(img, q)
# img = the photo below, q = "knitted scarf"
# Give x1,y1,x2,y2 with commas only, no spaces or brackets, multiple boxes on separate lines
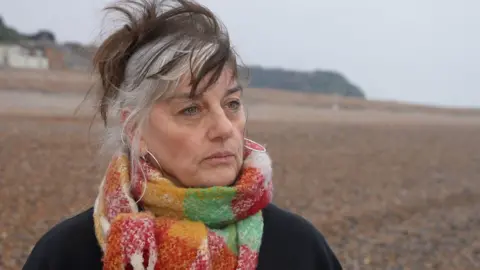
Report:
93,139,273,270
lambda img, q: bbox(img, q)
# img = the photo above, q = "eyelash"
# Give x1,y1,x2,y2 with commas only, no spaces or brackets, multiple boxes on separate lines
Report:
179,100,242,116
227,100,241,111
180,105,200,116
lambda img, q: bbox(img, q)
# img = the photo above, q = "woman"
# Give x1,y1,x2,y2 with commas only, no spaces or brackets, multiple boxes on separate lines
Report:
23,0,342,269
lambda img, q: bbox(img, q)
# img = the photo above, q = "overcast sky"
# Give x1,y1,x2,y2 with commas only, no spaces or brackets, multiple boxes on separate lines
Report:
2,0,479,108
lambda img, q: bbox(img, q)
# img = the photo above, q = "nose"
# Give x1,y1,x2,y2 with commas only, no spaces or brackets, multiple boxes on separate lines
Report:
207,107,234,141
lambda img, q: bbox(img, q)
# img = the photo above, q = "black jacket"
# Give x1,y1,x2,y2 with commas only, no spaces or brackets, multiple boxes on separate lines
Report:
23,204,342,270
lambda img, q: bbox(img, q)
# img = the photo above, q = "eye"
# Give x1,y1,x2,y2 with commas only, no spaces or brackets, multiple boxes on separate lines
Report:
180,105,200,116
226,100,241,111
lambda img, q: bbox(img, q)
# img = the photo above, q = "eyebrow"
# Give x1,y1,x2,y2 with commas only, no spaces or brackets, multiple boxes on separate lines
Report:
167,85,243,101
225,85,243,96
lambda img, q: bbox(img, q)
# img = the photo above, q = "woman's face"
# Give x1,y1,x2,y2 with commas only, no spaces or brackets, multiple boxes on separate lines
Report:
142,68,246,187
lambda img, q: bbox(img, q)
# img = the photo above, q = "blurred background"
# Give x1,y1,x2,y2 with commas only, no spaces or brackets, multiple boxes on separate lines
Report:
1,0,479,269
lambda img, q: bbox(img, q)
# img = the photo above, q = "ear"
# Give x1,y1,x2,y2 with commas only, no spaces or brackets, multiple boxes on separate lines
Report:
120,108,135,145
120,108,148,156
120,108,131,124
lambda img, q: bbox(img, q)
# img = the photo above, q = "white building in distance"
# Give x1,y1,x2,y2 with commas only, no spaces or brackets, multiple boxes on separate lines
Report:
0,43,49,69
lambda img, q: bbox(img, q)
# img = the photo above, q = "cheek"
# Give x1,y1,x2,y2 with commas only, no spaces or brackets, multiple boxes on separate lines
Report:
144,111,200,168
234,108,247,134
232,112,247,157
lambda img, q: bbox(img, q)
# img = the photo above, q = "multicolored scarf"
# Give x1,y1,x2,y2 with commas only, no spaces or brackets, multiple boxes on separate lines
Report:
93,139,273,270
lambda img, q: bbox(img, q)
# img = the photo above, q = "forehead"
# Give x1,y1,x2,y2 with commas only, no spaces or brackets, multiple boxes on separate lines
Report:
168,68,238,98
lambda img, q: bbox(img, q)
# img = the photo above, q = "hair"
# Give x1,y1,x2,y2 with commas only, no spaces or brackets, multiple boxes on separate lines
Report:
91,0,244,190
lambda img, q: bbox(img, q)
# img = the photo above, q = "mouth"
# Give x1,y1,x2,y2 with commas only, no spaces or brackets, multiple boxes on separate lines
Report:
204,151,236,164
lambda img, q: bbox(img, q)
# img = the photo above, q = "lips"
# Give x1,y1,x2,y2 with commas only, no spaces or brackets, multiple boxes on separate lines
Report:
202,151,236,166
205,151,235,160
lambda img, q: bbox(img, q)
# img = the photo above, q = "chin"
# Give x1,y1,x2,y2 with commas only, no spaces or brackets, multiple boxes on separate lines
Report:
198,167,238,187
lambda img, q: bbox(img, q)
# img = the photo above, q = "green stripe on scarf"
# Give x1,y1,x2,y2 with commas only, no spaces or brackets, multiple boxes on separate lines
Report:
184,187,236,227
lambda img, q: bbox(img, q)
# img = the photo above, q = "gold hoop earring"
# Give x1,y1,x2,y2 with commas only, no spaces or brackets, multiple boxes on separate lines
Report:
121,134,128,147
145,149,163,171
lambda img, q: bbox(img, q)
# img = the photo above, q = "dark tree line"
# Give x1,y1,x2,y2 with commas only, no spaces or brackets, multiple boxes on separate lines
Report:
243,66,365,98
